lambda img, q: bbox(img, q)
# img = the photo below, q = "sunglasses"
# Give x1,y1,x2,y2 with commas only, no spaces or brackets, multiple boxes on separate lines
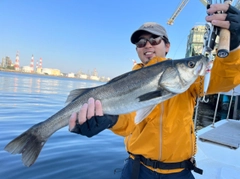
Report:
135,36,162,48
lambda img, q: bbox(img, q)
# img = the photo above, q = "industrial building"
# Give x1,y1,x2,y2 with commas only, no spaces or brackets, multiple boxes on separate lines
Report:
185,25,206,57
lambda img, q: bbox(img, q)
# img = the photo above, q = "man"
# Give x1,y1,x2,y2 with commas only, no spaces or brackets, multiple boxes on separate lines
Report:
69,3,240,179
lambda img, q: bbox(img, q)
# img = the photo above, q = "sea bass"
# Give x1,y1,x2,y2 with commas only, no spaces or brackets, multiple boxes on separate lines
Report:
5,55,208,167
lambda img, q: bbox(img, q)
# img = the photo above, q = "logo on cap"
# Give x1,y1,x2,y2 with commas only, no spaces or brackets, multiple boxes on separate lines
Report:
143,22,157,28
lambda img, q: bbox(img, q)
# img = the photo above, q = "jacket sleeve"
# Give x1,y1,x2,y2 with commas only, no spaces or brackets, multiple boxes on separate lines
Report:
207,48,240,94
110,112,136,137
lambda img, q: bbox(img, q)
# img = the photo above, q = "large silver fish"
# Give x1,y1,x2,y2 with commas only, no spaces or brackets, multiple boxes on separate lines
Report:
4,55,208,167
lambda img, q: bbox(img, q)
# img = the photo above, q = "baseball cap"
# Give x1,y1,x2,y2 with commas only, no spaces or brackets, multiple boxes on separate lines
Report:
130,22,169,44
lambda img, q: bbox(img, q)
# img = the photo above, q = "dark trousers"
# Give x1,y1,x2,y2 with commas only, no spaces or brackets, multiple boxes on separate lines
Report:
120,158,195,179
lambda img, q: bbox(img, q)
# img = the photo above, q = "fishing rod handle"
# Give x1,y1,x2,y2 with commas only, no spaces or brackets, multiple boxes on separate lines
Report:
217,0,232,58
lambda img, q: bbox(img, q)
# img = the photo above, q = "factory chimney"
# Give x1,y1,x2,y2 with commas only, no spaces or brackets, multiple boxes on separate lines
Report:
14,51,20,71
30,55,34,72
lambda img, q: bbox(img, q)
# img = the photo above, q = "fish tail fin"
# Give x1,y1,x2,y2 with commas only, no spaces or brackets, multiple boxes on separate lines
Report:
4,127,47,167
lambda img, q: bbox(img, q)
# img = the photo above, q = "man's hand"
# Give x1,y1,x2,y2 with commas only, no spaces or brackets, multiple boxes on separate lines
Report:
206,3,240,51
69,97,118,137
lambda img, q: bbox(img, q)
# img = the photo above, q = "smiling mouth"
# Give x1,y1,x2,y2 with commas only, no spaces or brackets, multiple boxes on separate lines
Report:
144,52,154,55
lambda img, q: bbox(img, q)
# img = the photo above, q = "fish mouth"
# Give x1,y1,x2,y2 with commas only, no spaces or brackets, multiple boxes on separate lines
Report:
198,56,209,76
195,62,204,76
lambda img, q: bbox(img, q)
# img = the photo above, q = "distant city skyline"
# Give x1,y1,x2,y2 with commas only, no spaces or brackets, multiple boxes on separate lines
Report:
1,55,110,82
1,0,209,78
1,53,104,78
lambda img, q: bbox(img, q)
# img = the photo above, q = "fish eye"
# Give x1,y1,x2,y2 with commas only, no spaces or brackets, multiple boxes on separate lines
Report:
188,61,196,68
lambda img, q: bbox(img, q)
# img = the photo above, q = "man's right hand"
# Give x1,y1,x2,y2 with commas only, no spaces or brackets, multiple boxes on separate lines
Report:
206,4,240,51
68,97,118,137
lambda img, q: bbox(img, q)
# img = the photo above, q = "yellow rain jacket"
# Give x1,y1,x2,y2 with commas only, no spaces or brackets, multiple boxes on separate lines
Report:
111,48,240,174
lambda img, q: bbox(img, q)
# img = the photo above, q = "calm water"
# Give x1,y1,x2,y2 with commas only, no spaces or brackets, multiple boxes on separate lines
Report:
0,71,127,179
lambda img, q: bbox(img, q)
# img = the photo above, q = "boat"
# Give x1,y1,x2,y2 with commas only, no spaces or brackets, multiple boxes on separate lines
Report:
193,86,240,179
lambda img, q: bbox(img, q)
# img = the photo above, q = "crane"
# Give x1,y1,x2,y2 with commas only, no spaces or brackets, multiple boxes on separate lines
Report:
199,0,207,6
167,0,209,25
167,0,189,25
167,0,239,25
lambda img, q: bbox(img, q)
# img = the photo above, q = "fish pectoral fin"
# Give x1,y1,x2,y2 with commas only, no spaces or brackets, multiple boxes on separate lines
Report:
65,88,95,104
134,105,156,124
138,90,163,102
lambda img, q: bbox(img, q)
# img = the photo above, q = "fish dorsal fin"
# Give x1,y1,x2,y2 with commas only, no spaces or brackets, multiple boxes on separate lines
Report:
65,88,92,104
134,105,156,124
106,71,135,84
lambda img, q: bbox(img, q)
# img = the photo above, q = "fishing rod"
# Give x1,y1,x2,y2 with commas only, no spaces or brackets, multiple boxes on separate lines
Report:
200,0,232,103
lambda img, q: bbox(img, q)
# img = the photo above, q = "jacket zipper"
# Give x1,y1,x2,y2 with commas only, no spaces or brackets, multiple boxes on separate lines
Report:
190,125,194,156
158,103,164,164
126,133,132,152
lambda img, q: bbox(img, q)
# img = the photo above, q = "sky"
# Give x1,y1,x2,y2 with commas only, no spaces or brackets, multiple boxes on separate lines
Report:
0,0,209,78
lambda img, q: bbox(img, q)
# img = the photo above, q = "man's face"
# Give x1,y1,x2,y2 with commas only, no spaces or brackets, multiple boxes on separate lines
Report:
136,33,170,64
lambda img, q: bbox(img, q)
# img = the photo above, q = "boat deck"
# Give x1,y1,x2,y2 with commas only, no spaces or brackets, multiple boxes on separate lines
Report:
193,119,240,179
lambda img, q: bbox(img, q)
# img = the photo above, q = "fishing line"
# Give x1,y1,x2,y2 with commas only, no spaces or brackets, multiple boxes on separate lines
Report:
173,35,188,58
165,24,188,59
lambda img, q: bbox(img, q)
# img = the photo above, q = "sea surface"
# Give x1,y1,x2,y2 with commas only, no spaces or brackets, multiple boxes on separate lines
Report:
0,71,127,179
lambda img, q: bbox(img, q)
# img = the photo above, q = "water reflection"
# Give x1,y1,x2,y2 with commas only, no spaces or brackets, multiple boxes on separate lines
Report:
1,71,127,179
0,72,102,95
